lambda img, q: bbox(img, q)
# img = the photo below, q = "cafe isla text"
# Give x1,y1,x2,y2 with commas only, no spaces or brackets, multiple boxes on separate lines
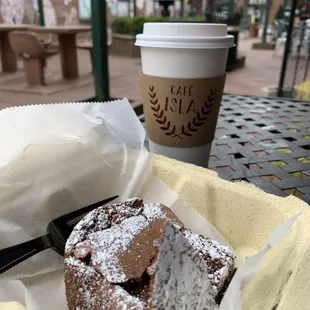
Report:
164,85,198,115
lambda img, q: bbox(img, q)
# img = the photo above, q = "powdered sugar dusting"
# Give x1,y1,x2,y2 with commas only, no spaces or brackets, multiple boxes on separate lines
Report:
143,202,183,228
182,229,234,261
88,215,149,283
65,198,144,254
65,256,96,279
65,256,102,307
182,229,234,296
143,203,167,221
65,255,145,309
111,286,145,310
65,210,105,253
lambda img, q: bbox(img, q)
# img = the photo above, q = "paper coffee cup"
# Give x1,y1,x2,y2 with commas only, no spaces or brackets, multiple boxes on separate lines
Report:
136,23,234,167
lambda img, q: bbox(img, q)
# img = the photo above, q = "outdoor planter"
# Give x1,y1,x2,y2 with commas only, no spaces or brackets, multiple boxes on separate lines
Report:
227,25,240,72
261,85,296,98
248,23,259,38
111,16,167,58
111,16,209,58
206,12,242,71
295,81,310,100
110,34,141,58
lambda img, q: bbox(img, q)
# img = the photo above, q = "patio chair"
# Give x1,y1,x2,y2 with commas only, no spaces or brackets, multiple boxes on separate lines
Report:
274,20,288,56
36,33,54,48
8,31,59,86
274,33,287,56
291,21,310,57
77,28,112,72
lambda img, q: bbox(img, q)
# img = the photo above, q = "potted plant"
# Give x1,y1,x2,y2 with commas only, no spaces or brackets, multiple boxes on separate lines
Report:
111,16,206,57
295,80,310,100
248,13,259,38
111,16,166,57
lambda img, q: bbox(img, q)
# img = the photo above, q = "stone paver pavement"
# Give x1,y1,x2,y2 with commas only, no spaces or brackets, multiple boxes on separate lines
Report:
0,37,295,110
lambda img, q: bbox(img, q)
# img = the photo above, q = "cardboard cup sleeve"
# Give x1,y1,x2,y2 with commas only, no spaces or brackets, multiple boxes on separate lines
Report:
140,72,226,148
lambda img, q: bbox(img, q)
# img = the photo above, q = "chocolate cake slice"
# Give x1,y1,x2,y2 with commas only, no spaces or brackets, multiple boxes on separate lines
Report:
64,198,235,310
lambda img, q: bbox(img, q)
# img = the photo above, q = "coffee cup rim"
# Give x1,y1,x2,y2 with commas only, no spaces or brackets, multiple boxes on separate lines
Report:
135,23,235,49
135,34,235,49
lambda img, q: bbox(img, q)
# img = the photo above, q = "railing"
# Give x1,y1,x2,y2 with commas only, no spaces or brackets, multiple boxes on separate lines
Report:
278,0,310,97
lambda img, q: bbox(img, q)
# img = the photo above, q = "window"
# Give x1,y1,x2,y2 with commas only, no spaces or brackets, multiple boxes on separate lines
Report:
79,0,91,21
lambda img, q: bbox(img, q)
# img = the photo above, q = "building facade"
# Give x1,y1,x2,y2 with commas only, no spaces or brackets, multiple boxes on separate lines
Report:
237,0,286,24
0,0,287,26
0,0,80,25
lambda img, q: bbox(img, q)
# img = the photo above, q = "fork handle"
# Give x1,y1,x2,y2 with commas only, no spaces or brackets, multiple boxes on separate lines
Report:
0,234,52,274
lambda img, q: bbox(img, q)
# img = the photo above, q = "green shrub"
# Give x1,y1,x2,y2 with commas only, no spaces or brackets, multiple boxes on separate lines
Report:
131,16,147,35
112,17,134,35
132,16,168,34
295,80,310,101
112,16,206,35
169,16,206,22
112,16,166,35
275,5,284,20
238,6,245,17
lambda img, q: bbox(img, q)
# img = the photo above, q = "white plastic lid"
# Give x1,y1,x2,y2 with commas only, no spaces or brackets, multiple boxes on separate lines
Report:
135,23,235,49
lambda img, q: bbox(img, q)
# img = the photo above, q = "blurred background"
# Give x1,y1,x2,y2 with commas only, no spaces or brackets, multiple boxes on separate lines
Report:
0,0,309,105
0,0,309,202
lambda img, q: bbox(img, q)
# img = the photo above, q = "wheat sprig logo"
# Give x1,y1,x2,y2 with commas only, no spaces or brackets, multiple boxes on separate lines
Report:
148,86,215,139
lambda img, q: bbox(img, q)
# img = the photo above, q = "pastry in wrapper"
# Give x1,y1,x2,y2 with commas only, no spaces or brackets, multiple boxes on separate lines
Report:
64,198,235,309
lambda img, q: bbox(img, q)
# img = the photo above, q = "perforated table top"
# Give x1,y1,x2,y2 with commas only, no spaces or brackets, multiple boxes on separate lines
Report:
140,94,310,204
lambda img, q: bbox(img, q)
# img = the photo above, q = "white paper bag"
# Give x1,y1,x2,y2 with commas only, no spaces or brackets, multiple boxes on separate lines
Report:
0,99,298,309
220,213,300,310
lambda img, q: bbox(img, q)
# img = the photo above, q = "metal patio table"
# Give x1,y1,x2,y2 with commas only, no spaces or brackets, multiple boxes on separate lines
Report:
140,94,310,204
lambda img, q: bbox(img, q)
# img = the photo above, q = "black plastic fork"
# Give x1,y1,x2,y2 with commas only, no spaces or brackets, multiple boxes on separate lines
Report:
0,195,118,274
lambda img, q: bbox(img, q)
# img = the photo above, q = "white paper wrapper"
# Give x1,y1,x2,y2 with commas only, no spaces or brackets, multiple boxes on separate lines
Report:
0,99,298,309
220,213,300,310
